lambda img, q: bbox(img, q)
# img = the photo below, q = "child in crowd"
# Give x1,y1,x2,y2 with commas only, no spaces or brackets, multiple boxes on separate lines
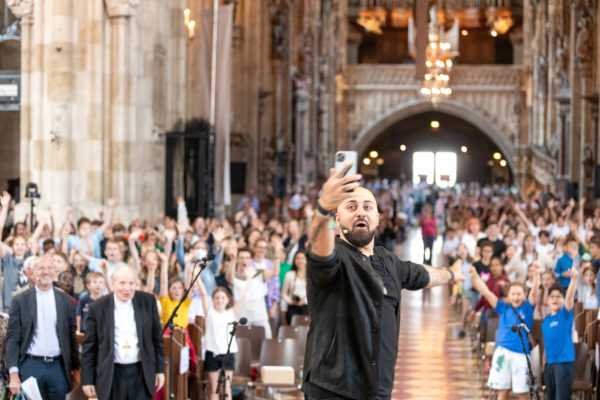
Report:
534,270,557,320
57,270,77,303
470,255,510,318
473,241,494,275
542,269,577,400
577,262,598,309
554,237,580,288
76,272,106,334
469,261,541,400
456,244,473,338
198,265,251,400
442,227,459,267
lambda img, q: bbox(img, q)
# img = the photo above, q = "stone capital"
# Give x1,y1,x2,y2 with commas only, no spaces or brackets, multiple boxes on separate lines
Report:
104,0,139,19
7,0,33,23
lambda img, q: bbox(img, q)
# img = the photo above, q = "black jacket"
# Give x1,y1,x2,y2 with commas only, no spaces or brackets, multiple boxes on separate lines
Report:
81,291,165,400
6,287,79,385
303,237,430,399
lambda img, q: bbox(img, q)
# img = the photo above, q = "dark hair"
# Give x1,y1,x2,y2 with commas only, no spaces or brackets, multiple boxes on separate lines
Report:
480,241,494,250
237,247,253,257
112,223,126,233
58,269,74,280
445,226,454,233
291,251,306,272
42,238,56,253
590,235,600,247
538,230,549,239
548,284,567,297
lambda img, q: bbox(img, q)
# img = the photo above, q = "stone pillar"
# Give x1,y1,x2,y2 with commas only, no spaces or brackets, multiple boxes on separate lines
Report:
554,89,572,199
7,0,33,190
104,0,139,215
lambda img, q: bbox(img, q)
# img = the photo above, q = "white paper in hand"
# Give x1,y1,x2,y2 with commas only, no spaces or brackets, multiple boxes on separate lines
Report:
21,376,43,400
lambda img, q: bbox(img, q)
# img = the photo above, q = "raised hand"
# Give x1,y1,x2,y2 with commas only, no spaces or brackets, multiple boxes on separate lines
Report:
467,265,477,277
0,191,11,208
163,229,177,241
570,268,579,279
66,209,75,222
106,197,118,208
568,198,576,208
318,163,363,211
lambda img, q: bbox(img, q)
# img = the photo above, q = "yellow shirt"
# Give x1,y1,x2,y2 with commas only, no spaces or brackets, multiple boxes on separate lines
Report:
161,296,192,329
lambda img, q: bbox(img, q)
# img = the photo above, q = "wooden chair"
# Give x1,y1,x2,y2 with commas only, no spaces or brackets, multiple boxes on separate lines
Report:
572,341,597,399
277,325,309,359
252,338,303,397
187,316,205,400
290,314,310,327
575,310,588,342
163,328,189,400
236,325,266,365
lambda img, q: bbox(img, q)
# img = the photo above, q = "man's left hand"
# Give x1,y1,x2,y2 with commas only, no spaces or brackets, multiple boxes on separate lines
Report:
155,373,165,391
72,369,80,389
450,259,466,282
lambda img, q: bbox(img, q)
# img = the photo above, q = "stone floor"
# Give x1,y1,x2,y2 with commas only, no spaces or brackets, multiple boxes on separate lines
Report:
391,230,482,399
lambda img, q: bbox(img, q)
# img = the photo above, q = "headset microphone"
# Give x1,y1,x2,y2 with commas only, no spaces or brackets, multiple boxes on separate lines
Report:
342,229,349,235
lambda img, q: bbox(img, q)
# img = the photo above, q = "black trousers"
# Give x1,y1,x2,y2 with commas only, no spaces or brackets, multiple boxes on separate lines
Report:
111,362,151,400
544,361,574,400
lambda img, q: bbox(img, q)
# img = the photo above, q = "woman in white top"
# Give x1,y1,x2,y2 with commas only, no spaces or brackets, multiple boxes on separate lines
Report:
233,247,280,339
281,251,308,325
198,267,251,400
507,234,538,283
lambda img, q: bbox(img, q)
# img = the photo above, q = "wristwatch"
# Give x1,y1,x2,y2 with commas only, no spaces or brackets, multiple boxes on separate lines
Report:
316,200,335,217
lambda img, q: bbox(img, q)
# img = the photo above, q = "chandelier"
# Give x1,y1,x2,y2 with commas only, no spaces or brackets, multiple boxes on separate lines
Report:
419,7,458,104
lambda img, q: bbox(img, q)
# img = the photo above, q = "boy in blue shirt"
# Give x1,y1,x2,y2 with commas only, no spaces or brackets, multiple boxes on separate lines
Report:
469,262,541,400
554,237,579,287
542,268,577,400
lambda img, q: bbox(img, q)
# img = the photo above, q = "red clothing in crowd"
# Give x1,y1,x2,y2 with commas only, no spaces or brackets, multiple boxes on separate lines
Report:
473,274,510,313
419,215,437,237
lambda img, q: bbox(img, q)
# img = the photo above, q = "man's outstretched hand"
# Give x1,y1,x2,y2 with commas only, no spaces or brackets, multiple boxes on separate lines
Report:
318,162,363,211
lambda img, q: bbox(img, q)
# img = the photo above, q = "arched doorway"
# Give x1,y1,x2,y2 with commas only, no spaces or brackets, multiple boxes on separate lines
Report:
356,110,513,185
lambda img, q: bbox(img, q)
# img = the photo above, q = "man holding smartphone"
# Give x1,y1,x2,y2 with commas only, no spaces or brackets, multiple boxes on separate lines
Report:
302,162,465,400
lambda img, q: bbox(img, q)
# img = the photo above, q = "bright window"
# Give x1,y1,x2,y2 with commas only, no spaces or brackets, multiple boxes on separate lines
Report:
412,151,457,187
412,152,435,185
435,152,457,188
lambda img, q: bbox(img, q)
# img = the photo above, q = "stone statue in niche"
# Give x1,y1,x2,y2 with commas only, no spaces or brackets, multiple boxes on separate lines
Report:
575,7,593,68
269,1,289,60
553,35,569,89
583,144,594,182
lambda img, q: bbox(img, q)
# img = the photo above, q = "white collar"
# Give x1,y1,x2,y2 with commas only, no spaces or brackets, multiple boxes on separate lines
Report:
114,294,133,307
35,286,54,296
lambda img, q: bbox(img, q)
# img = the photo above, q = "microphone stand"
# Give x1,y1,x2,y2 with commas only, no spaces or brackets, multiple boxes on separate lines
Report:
161,258,208,400
217,322,239,400
516,325,540,400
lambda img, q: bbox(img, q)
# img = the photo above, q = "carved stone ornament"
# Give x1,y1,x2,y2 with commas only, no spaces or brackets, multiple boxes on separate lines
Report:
6,0,33,22
104,0,140,18
575,7,593,68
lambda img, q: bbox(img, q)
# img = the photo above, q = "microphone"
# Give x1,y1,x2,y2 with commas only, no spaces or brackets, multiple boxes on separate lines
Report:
191,251,216,264
511,323,530,334
229,317,248,326
342,229,349,235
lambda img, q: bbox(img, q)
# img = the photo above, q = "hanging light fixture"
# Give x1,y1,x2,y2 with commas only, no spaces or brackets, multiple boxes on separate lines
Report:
357,3,387,35
485,6,514,35
419,6,458,105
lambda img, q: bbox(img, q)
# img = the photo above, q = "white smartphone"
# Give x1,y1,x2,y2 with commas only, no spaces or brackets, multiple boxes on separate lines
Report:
334,151,358,176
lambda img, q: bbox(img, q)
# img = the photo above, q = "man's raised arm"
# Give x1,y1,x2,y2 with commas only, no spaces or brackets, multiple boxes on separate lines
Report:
308,163,361,257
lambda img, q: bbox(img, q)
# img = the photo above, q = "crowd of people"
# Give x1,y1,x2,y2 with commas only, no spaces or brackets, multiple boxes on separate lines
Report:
0,178,596,399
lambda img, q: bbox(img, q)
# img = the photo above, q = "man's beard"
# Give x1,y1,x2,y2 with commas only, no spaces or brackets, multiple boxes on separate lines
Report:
340,221,376,248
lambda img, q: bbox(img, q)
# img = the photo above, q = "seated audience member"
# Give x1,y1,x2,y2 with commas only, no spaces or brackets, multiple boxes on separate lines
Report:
57,270,78,303
473,241,493,275
554,237,580,288
478,220,506,258
507,234,538,283
442,227,459,267
252,238,280,319
535,230,554,262
197,269,250,400
462,218,485,259
51,251,70,281
470,256,510,319
469,262,541,400
542,271,577,400
71,251,90,297
62,197,117,257
281,251,308,325
76,272,106,334
578,261,598,309
81,238,128,278
234,247,280,338
534,270,557,320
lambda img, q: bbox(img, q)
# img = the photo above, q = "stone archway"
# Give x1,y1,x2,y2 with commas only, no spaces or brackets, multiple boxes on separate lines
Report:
352,100,517,174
